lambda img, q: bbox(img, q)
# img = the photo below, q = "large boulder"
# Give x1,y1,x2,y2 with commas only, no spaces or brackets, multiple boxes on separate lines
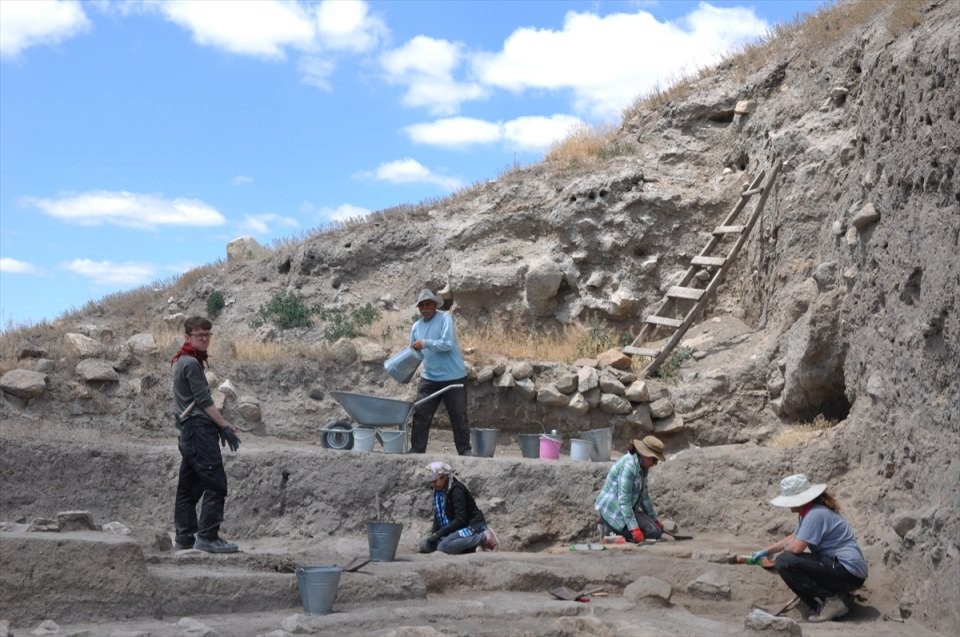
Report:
0,369,48,399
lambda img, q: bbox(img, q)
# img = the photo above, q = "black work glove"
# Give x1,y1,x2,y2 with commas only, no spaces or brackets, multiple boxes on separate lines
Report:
219,428,241,453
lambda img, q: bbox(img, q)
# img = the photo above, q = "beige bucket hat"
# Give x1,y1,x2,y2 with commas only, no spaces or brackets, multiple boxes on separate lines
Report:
633,435,666,462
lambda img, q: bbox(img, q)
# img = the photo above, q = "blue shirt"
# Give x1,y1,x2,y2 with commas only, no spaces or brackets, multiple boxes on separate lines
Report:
434,489,473,538
409,311,467,381
796,504,868,579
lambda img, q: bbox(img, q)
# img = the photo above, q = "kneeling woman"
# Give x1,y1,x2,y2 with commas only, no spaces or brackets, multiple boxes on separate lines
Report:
752,474,868,622
419,461,498,554
594,435,667,543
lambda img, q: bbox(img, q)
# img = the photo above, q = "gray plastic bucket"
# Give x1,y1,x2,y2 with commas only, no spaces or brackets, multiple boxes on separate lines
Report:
378,430,406,454
582,427,612,461
353,427,376,452
470,428,498,457
367,521,403,561
296,566,341,615
518,433,540,458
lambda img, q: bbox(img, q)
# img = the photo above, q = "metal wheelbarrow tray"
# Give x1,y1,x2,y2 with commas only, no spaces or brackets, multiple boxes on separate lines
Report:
324,384,464,451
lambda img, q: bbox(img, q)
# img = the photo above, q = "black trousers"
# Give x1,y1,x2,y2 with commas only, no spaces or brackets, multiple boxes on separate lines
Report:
774,551,865,609
601,507,662,541
174,418,228,544
410,377,469,454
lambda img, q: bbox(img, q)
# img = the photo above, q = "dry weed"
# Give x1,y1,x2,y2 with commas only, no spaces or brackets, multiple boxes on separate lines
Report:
460,322,597,365
544,122,618,165
770,414,838,448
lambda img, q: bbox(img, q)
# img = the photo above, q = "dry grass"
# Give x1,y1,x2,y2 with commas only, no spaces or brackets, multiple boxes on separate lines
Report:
459,319,628,365
770,413,839,448
544,122,619,165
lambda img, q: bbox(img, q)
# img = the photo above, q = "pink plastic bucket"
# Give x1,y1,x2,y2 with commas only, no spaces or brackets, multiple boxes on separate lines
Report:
539,435,561,460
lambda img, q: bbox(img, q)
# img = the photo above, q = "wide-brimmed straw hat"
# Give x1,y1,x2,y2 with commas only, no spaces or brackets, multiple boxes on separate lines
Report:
414,289,443,308
769,474,827,507
633,435,666,462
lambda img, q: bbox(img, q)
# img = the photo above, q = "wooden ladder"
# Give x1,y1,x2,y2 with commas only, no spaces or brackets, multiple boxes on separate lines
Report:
624,159,782,377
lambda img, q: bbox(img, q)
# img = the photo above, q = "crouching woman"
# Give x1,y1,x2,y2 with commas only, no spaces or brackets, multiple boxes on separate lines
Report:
419,461,498,554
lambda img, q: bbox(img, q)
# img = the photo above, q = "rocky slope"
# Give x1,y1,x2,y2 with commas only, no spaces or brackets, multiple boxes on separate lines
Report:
1,1,957,634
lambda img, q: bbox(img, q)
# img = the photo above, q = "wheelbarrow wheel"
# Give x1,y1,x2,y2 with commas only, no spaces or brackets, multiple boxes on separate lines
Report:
321,420,354,450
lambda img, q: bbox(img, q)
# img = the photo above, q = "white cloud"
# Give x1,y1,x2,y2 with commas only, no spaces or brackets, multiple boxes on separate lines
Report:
160,0,315,60
381,36,486,115
298,55,335,90
25,191,227,230
0,258,40,275
62,259,156,286
238,213,299,235
231,175,253,186
359,158,463,191
319,203,371,222
502,115,584,151
313,0,385,53
404,114,583,152
472,4,769,119
404,117,501,147
0,0,91,58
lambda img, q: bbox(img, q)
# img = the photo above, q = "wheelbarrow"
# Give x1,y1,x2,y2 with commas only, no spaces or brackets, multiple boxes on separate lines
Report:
320,384,464,451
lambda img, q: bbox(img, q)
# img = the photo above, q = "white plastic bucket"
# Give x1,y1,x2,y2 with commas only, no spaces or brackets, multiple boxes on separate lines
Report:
379,430,406,454
352,427,376,452
570,438,592,461
539,435,561,460
296,566,341,615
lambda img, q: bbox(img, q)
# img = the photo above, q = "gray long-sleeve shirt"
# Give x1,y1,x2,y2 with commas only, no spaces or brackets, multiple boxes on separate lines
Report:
173,355,213,424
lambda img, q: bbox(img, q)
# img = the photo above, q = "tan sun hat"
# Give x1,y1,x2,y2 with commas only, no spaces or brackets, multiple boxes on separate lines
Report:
414,289,443,308
769,474,827,507
633,435,666,462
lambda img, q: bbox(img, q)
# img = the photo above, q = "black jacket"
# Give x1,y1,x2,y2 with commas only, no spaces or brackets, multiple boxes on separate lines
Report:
433,477,486,538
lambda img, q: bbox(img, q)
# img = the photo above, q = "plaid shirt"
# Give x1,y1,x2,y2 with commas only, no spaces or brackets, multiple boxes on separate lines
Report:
594,453,657,531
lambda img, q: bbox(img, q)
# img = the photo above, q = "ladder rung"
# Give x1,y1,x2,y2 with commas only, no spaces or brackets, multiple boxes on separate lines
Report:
624,346,660,358
691,256,725,267
712,224,745,235
644,315,684,328
741,187,762,196
667,286,705,300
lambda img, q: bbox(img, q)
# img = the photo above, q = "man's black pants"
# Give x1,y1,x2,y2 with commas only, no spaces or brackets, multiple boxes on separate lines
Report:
410,377,469,454
174,418,228,544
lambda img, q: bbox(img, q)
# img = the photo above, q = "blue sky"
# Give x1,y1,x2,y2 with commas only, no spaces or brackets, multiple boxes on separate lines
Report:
0,0,823,328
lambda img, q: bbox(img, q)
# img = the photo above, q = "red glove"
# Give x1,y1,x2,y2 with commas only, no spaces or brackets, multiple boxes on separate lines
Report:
630,528,645,543
655,519,664,530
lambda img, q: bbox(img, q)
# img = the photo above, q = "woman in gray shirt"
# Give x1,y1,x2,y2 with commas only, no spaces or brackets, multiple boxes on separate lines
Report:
751,474,867,622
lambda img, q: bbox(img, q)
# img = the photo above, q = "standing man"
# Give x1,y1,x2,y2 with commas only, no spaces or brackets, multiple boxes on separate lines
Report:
172,316,241,553
409,289,471,455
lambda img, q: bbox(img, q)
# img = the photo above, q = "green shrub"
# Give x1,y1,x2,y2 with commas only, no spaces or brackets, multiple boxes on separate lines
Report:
251,291,314,330
650,347,694,382
316,302,381,341
206,290,226,318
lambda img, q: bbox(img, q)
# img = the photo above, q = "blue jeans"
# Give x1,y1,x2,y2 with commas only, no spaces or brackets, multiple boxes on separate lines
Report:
174,418,228,544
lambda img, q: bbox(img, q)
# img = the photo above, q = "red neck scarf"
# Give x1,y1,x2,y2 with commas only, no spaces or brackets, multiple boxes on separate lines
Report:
797,501,815,520
171,342,208,368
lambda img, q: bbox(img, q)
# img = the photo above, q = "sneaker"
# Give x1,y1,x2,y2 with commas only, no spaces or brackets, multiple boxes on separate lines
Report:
194,537,239,554
173,540,194,551
482,527,499,551
809,596,848,622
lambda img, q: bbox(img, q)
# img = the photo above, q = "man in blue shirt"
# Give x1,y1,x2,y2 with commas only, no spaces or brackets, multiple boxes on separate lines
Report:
409,289,471,455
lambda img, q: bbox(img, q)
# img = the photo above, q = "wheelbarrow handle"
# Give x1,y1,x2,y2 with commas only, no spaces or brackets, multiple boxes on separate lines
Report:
412,384,464,407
